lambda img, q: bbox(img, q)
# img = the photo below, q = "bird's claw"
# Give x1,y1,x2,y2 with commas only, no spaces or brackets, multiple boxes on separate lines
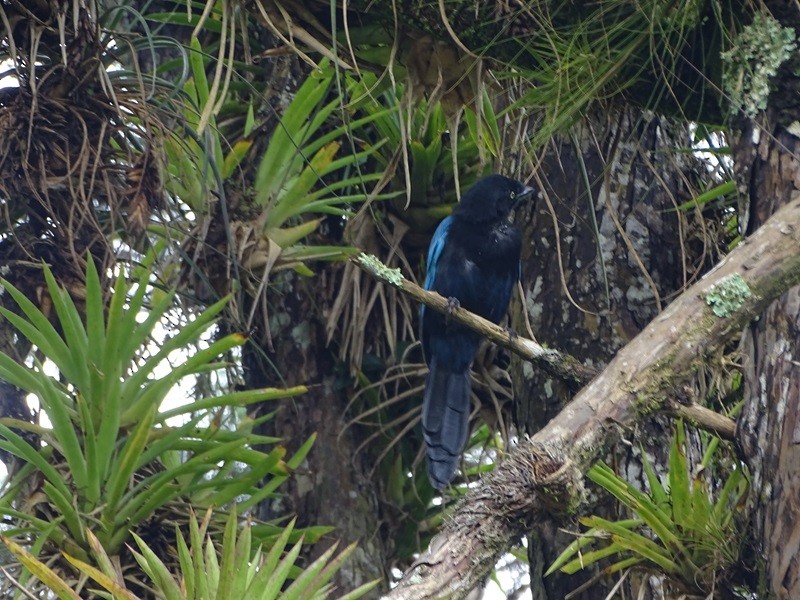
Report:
504,326,518,342
446,297,461,314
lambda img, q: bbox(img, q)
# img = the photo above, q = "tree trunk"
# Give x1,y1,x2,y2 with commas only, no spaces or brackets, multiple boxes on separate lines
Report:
734,5,800,590
188,43,393,594
245,269,389,594
513,107,709,598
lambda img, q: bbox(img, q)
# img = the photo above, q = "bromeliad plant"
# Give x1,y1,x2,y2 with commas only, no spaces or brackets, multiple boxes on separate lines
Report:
548,424,747,595
1,506,379,600
0,260,314,578
129,507,379,600
164,37,401,276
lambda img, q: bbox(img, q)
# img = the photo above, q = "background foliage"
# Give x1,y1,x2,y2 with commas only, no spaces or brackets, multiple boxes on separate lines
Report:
0,0,788,597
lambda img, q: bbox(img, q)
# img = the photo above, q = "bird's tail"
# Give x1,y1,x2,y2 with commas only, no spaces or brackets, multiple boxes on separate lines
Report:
422,361,471,490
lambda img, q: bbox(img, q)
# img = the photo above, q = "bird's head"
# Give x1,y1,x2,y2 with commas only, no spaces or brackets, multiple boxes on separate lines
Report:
454,174,534,223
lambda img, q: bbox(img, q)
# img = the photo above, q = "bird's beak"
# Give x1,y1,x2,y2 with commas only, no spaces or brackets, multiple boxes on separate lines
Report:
515,185,535,206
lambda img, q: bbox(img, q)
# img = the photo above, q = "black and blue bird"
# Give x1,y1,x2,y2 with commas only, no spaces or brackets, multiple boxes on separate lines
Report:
420,174,533,489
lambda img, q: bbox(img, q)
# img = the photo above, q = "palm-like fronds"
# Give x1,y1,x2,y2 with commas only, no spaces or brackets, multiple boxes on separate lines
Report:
548,424,747,595
0,260,315,594
2,507,380,600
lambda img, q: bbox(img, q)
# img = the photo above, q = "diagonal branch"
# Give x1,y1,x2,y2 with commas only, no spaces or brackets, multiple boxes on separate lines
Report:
358,194,800,599
355,255,603,386
355,256,735,440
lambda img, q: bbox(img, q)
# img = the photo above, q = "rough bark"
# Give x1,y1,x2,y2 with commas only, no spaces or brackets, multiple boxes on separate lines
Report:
513,109,705,598
734,4,800,592
739,286,800,598
514,111,697,428
247,270,388,594
206,41,392,595
381,195,800,599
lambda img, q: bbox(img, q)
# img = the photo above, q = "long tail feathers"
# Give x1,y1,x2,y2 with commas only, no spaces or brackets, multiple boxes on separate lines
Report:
422,363,471,490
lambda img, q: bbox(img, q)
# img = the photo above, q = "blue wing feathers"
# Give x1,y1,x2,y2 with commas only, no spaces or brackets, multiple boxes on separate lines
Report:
423,215,452,292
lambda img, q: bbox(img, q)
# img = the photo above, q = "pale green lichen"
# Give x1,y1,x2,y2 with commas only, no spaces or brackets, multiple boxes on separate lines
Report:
721,12,796,118
705,273,752,317
358,253,404,286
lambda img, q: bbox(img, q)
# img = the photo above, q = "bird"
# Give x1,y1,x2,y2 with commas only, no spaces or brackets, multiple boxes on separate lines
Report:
420,174,534,489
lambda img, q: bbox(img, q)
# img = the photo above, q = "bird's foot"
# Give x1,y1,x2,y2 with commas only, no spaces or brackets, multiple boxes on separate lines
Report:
503,325,518,342
446,296,461,314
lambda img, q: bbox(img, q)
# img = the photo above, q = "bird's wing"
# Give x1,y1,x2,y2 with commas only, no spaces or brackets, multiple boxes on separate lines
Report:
421,214,455,327
423,215,453,292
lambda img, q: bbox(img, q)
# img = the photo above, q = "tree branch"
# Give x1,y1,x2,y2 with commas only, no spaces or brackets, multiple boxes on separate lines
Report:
355,255,599,386
355,255,736,441
358,194,800,599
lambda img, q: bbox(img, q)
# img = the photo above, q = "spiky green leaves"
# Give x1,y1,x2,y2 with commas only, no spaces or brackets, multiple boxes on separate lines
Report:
0,260,309,559
547,425,747,594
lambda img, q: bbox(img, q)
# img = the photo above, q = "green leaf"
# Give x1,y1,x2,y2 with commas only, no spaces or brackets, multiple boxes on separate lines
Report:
254,66,332,207
546,522,640,576
40,481,85,547
336,579,383,600
204,445,286,508
668,424,691,525
1,535,82,600
687,472,714,533
588,462,680,550
712,466,746,528
216,506,238,599
132,533,183,600
675,180,737,211
176,526,195,600
267,219,322,249
84,258,106,381
119,293,226,418
191,510,211,600
103,404,158,528
265,141,342,230
0,425,73,511
257,538,304,600
204,535,220,592
0,277,74,379
589,516,677,574
0,350,45,395
123,330,245,425
238,434,316,512
156,385,305,423
250,518,295,595
42,266,90,390
557,541,630,575
641,445,669,508
232,514,253,597
222,138,254,179
35,365,88,494
281,542,343,600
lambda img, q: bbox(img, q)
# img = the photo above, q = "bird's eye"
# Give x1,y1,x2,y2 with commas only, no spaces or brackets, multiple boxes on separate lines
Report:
509,191,516,199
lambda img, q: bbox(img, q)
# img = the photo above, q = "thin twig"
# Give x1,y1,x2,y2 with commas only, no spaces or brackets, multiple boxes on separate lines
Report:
354,252,738,441
0,566,39,600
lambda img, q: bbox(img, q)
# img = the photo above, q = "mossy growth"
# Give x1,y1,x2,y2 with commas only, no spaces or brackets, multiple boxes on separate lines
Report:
705,273,752,317
358,253,404,286
721,12,796,118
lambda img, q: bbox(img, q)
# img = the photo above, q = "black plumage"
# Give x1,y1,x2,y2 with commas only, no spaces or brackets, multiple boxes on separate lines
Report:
420,174,533,489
